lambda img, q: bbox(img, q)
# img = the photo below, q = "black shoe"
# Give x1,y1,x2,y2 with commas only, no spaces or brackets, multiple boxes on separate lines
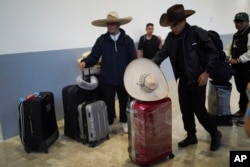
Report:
210,130,222,151
232,111,244,118
178,135,198,147
235,119,244,127
216,115,233,126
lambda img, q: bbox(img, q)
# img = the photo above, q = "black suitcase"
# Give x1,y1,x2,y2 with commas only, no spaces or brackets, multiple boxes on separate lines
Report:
62,84,101,141
19,92,59,153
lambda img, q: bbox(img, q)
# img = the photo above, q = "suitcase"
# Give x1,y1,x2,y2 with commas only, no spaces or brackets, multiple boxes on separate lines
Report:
78,100,109,147
207,80,233,126
62,85,95,141
19,92,59,153
127,97,174,166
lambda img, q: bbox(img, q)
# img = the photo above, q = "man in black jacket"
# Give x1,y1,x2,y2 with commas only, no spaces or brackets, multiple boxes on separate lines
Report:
152,4,222,151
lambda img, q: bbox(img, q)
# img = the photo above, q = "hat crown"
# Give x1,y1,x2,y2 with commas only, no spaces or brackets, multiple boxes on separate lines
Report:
143,74,159,91
234,12,249,21
167,4,186,23
159,4,195,27
107,11,119,20
139,73,159,93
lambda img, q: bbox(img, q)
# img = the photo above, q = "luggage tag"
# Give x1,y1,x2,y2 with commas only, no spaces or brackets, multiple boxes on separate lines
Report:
20,92,39,102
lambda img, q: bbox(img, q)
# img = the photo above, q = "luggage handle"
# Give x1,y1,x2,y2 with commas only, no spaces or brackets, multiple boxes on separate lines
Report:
82,68,91,83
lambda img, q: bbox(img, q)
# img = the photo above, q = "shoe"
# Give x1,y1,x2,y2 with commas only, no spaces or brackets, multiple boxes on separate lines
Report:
178,134,198,147
210,130,222,151
235,119,244,127
232,111,244,118
216,115,233,126
122,123,128,133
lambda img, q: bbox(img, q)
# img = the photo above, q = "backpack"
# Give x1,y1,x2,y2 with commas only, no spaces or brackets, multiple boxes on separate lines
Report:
190,26,234,85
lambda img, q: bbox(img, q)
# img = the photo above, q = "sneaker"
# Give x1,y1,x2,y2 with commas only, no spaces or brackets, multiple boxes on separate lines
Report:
178,134,198,147
122,123,128,133
232,110,244,118
210,130,222,151
235,119,244,127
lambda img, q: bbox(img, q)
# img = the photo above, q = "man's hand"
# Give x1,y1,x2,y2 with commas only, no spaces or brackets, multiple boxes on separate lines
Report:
79,61,86,71
228,58,238,64
197,71,209,86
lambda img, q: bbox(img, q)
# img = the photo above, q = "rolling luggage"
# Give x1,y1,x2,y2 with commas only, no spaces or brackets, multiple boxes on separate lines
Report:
207,80,233,126
127,97,174,166
78,100,109,147
62,69,101,141
62,85,95,141
19,92,59,153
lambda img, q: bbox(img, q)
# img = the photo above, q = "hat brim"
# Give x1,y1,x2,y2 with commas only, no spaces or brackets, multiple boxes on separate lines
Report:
124,58,169,101
91,17,132,27
160,10,195,27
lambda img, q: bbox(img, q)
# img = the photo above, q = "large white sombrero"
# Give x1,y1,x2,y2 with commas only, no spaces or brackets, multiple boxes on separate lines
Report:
124,58,169,101
91,11,132,27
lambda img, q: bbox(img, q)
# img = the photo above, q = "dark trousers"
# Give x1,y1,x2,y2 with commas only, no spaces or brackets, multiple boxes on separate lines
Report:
178,78,217,135
234,65,250,114
100,84,128,125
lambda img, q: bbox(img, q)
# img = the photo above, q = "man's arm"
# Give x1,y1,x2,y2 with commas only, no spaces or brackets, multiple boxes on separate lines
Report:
237,33,250,63
152,38,168,65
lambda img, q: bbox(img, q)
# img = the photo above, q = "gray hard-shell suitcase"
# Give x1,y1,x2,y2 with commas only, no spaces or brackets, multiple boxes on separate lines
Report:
77,100,109,147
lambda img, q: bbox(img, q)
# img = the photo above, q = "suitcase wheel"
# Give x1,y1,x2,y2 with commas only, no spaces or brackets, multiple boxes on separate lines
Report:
24,146,31,153
169,153,174,159
106,134,110,140
43,149,49,154
89,142,96,147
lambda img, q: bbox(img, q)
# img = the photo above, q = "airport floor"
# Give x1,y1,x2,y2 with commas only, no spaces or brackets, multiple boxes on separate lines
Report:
0,80,250,167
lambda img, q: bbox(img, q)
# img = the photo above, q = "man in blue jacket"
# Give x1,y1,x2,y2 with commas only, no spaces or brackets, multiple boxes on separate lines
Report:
152,4,222,151
79,11,137,133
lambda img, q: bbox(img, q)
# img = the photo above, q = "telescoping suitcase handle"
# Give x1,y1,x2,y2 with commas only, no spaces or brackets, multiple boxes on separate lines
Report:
82,68,91,83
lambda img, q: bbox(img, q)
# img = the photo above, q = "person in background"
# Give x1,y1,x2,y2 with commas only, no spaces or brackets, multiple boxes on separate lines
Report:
137,23,162,58
79,11,137,133
244,82,250,136
224,12,250,126
152,4,222,151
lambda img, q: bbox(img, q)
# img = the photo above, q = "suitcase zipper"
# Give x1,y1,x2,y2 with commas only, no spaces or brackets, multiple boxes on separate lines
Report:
29,109,34,136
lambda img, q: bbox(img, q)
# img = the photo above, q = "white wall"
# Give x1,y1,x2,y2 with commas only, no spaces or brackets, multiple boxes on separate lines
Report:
1,0,250,54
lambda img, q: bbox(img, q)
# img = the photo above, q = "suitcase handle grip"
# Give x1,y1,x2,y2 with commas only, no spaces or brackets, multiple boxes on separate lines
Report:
82,68,91,83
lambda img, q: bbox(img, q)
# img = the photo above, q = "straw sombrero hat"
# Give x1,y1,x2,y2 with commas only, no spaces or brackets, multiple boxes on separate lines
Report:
124,58,169,101
77,51,102,75
91,11,132,27
160,4,195,27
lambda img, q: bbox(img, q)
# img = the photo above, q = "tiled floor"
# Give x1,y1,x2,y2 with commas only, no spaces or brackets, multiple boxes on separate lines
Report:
0,80,250,167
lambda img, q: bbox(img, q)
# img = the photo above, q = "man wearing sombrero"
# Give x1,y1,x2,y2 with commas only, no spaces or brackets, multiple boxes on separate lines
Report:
79,11,137,133
152,4,222,151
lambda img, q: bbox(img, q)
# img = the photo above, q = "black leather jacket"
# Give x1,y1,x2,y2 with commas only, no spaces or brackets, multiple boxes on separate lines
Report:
152,23,219,84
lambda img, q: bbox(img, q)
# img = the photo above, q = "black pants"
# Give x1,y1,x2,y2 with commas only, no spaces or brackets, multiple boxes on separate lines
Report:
178,78,217,135
100,84,128,125
234,65,250,114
